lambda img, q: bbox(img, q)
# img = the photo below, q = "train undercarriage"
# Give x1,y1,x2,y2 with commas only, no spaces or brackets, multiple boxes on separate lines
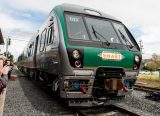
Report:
60,68,136,107
19,66,136,107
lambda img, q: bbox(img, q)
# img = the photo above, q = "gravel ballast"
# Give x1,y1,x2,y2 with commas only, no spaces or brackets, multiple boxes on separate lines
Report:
117,90,160,116
3,67,160,116
3,67,73,116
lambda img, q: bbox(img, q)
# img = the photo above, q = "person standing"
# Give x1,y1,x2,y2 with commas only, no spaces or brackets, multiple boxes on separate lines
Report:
0,58,4,93
0,59,12,87
0,58,4,75
6,60,13,79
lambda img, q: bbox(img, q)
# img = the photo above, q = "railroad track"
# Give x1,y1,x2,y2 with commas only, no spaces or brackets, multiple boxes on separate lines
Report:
76,105,140,116
134,85,160,92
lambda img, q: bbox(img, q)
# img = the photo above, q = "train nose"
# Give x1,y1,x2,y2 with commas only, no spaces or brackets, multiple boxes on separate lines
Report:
84,48,134,69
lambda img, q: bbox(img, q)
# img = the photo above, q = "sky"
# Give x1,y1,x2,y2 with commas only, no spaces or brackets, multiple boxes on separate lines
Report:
0,0,160,60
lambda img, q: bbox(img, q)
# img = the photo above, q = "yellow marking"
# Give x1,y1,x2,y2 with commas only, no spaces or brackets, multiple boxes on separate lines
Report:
99,52,124,61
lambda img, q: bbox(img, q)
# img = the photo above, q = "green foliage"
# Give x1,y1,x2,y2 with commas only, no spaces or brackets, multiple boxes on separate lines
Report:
139,73,159,80
144,53,160,72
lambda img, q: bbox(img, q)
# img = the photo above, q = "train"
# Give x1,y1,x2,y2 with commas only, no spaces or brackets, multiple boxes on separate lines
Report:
17,4,142,107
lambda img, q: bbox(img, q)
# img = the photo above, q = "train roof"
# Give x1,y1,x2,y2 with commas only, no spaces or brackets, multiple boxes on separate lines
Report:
56,3,120,22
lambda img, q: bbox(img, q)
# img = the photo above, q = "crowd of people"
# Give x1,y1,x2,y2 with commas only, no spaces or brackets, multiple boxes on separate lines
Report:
0,58,13,94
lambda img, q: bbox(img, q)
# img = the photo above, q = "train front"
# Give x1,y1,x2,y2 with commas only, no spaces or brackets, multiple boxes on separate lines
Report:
55,6,142,107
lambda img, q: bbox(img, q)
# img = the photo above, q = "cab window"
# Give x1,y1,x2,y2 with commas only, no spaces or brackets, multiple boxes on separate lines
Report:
85,17,121,43
113,23,134,46
65,14,89,40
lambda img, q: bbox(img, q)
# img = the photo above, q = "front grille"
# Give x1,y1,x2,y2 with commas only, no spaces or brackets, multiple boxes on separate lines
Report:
96,68,125,78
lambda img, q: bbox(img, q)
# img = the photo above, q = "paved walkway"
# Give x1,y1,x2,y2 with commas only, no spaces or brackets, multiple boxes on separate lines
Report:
0,88,6,116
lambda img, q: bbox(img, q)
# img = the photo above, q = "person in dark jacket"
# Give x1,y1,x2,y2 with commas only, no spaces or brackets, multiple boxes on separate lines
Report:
6,60,13,79
0,59,12,87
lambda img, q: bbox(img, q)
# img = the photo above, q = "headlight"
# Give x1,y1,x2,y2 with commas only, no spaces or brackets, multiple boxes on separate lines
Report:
72,50,80,59
135,55,140,63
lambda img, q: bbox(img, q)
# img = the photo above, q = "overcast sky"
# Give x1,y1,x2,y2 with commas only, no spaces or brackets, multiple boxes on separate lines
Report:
0,0,160,60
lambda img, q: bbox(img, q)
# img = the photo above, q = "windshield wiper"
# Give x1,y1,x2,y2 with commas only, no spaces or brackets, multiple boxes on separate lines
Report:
118,29,133,49
91,26,101,41
91,25,110,46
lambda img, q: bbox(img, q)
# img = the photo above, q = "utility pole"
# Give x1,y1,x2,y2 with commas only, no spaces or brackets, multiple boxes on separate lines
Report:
139,40,144,71
139,40,143,52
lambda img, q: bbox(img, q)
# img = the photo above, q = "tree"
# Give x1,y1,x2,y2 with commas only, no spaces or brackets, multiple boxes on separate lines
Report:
152,53,160,67
144,53,160,72
145,61,157,72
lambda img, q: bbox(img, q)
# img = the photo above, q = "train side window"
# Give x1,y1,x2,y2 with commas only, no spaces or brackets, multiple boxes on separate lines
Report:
47,26,54,45
31,42,34,56
39,29,47,51
27,48,31,57
27,42,34,57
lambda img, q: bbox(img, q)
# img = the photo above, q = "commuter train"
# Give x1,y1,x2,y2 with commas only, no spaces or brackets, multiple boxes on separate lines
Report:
17,4,142,107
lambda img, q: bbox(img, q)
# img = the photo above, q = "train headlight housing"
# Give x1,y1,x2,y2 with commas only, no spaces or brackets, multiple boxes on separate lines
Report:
133,54,141,70
67,48,84,68
135,55,140,63
72,50,80,59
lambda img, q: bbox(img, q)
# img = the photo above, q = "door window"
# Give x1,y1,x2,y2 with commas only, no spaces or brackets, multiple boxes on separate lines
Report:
39,29,47,51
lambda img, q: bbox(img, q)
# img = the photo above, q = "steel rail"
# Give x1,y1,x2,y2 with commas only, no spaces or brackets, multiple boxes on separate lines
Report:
110,105,140,116
134,85,160,92
75,105,140,116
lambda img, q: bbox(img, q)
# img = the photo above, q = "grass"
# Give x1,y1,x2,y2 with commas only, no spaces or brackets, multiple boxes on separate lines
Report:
136,79,160,89
136,73,160,89
138,73,160,80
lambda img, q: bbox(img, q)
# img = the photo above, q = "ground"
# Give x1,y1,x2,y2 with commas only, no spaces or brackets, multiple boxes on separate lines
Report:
137,73,160,89
0,89,6,116
0,68,160,116
136,79,160,89
139,73,160,80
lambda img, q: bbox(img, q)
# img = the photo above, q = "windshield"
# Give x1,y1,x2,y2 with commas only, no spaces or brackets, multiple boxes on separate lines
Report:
65,13,138,50
85,17,120,44
65,14,89,40
113,22,134,46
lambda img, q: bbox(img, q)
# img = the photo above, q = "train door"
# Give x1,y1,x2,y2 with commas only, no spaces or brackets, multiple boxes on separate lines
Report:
27,42,34,68
33,35,39,68
37,28,47,71
45,12,60,74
